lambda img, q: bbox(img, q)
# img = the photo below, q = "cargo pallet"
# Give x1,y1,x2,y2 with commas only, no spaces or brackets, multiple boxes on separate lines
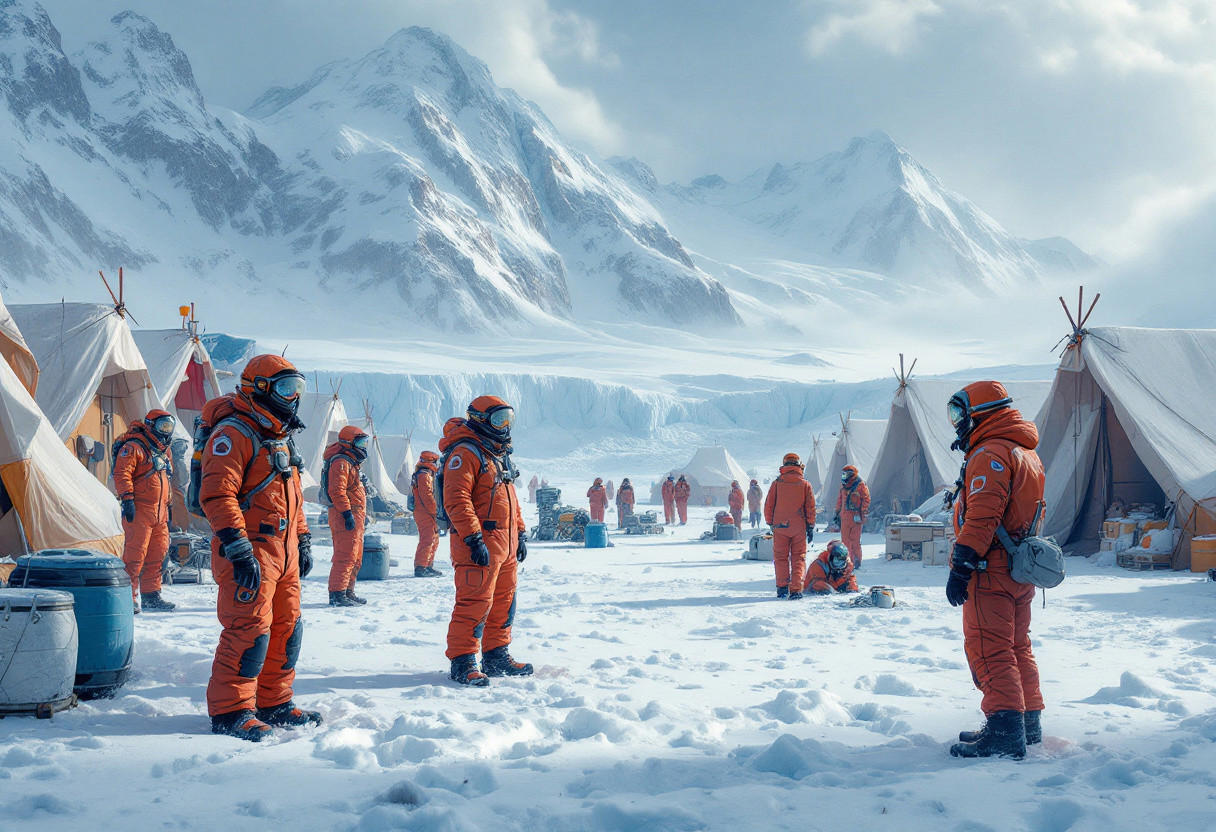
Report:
1117,552,1173,571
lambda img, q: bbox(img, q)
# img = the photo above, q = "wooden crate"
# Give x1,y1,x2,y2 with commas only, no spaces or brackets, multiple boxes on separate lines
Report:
1117,552,1172,571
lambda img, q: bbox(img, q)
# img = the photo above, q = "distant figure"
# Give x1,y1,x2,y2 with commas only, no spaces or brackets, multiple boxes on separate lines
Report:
674,475,691,525
114,408,178,613
324,426,370,607
728,480,745,529
616,478,635,528
804,541,858,594
540,478,549,489
834,465,870,569
746,479,764,528
661,475,677,524
587,477,609,523
606,479,615,501
764,453,816,600
528,474,539,503
411,451,442,577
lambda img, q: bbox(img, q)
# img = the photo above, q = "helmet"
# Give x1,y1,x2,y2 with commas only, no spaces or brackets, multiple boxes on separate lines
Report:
143,408,176,444
947,381,1013,451
750,478,758,486
419,450,439,463
622,478,631,486
828,541,849,573
731,480,739,487
594,477,603,486
338,425,369,462
467,395,514,444
678,475,686,482
783,452,802,467
841,464,858,484
240,355,305,423
667,475,675,481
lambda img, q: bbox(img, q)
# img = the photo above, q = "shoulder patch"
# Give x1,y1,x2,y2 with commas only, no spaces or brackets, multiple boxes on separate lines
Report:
211,434,233,457
448,454,463,471
990,459,1006,472
120,445,132,456
970,475,987,494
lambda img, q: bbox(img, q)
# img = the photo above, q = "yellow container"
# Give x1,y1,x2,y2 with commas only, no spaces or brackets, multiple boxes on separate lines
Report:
1118,521,1138,536
1191,536,1216,572
1102,520,1122,539
1141,520,1168,532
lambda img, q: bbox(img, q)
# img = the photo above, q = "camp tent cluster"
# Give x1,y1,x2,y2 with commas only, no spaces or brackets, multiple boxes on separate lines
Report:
652,446,750,506
817,417,888,520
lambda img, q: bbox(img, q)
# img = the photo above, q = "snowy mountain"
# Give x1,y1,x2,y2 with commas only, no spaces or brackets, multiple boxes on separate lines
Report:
613,131,1097,294
0,2,737,330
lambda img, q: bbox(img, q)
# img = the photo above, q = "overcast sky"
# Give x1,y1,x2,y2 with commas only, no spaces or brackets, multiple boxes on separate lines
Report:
41,0,1216,264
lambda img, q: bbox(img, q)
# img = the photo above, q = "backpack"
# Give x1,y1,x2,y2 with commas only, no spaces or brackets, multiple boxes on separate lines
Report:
434,440,519,526
318,451,359,508
407,468,426,512
995,501,1065,589
186,408,302,518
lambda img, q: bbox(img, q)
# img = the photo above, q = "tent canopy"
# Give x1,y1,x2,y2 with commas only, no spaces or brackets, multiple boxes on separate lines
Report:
296,391,350,495
375,434,416,495
805,435,827,494
352,415,408,505
1037,326,1216,567
131,328,224,417
867,378,1051,516
0,293,38,395
818,417,888,516
652,446,749,505
0,354,123,558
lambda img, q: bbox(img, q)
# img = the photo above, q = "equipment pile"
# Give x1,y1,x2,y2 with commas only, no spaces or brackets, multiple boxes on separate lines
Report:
533,487,590,542
623,510,664,535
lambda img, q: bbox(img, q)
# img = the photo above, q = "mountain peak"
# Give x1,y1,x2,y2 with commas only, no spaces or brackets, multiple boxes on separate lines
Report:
79,10,204,111
0,0,90,123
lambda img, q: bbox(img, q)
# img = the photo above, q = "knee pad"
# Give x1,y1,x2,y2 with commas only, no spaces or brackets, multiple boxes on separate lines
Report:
239,632,270,678
282,618,303,671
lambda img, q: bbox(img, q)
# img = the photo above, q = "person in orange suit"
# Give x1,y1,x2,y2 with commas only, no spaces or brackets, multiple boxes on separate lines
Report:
674,475,691,525
616,478,635,528
945,381,1046,761
114,409,177,613
411,451,442,577
834,465,870,569
804,540,859,594
324,425,370,607
200,354,319,741
728,480,745,528
747,478,764,528
443,396,531,686
527,474,539,503
764,453,816,599
661,475,677,524
587,477,609,523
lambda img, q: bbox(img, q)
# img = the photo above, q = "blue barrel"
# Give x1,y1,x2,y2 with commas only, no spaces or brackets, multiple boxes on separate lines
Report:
357,534,390,581
584,523,609,549
9,549,135,699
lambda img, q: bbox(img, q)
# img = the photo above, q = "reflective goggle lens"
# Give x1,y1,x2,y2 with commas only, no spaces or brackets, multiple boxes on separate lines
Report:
488,407,514,429
152,415,176,435
270,375,306,401
352,436,370,450
947,399,968,428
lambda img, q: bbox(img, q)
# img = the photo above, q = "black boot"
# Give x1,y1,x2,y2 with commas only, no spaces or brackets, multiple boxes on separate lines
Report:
1024,710,1042,745
788,591,804,600
425,566,443,576
211,710,273,742
345,588,367,605
450,654,490,687
140,591,176,612
256,701,322,728
329,590,356,607
776,586,789,599
415,565,441,578
482,646,533,677
950,710,1026,759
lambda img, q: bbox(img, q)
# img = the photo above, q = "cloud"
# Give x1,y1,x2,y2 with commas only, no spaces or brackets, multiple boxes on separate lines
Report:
806,0,942,55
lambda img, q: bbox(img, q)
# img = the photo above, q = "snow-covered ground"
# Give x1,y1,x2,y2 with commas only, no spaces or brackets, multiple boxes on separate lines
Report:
4,485,1216,832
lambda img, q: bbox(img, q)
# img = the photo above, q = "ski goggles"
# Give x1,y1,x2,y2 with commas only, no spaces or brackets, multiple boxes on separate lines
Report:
351,435,370,451
255,373,306,403
841,471,852,483
947,391,1013,429
484,406,514,430
147,414,177,436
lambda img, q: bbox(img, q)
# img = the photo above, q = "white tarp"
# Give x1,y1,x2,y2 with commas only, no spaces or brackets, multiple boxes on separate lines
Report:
805,436,828,494
0,354,123,558
296,391,349,492
131,328,224,416
818,417,888,515
0,293,38,395
9,303,159,441
1037,326,1216,566
375,434,416,494
867,378,1051,516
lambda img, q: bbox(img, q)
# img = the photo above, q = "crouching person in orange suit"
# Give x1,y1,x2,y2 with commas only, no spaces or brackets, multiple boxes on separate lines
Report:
804,541,859,594
114,409,177,613
443,396,533,686
200,355,320,741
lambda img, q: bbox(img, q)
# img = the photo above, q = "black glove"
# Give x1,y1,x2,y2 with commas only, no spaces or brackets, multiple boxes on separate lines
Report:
946,543,981,607
813,587,831,595
121,498,136,522
833,513,841,527
342,510,356,531
298,532,313,578
806,526,814,544
465,532,491,567
222,536,261,593
517,530,528,563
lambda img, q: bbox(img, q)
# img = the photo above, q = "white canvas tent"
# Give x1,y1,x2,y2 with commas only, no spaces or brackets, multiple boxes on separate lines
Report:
805,435,828,495
1037,325,1216,568
818,417,888,517
296,390,350,500
9,303,159,485
651,446,750,506
354,410,408,506
0,353,124,559
867,374,1052,516
0,294,38,396
376,434,416,495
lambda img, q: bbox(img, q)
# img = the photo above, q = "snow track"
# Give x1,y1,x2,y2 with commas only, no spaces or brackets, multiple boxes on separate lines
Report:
3,496,1215,831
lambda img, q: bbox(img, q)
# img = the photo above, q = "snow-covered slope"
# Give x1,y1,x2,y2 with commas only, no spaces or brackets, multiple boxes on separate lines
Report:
614,132,1097,294
0,2,737,330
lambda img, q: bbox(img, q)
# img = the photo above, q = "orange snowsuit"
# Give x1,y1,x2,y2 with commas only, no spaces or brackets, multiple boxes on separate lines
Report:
765,465,816,592
324,446,366,592
953,399,1046,717
199,394,309,717
412,459,440,569
661,479,676,524
113,423,172,601
441,419,526,661
615,483,635,528
747,482,764,528
587,482,608,523
804,547,859,593
728,484,745,528
674,479,691,524
836,472,870,568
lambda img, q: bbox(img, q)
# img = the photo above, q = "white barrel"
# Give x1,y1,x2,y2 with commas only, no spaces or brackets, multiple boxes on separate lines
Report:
0,589,79,715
